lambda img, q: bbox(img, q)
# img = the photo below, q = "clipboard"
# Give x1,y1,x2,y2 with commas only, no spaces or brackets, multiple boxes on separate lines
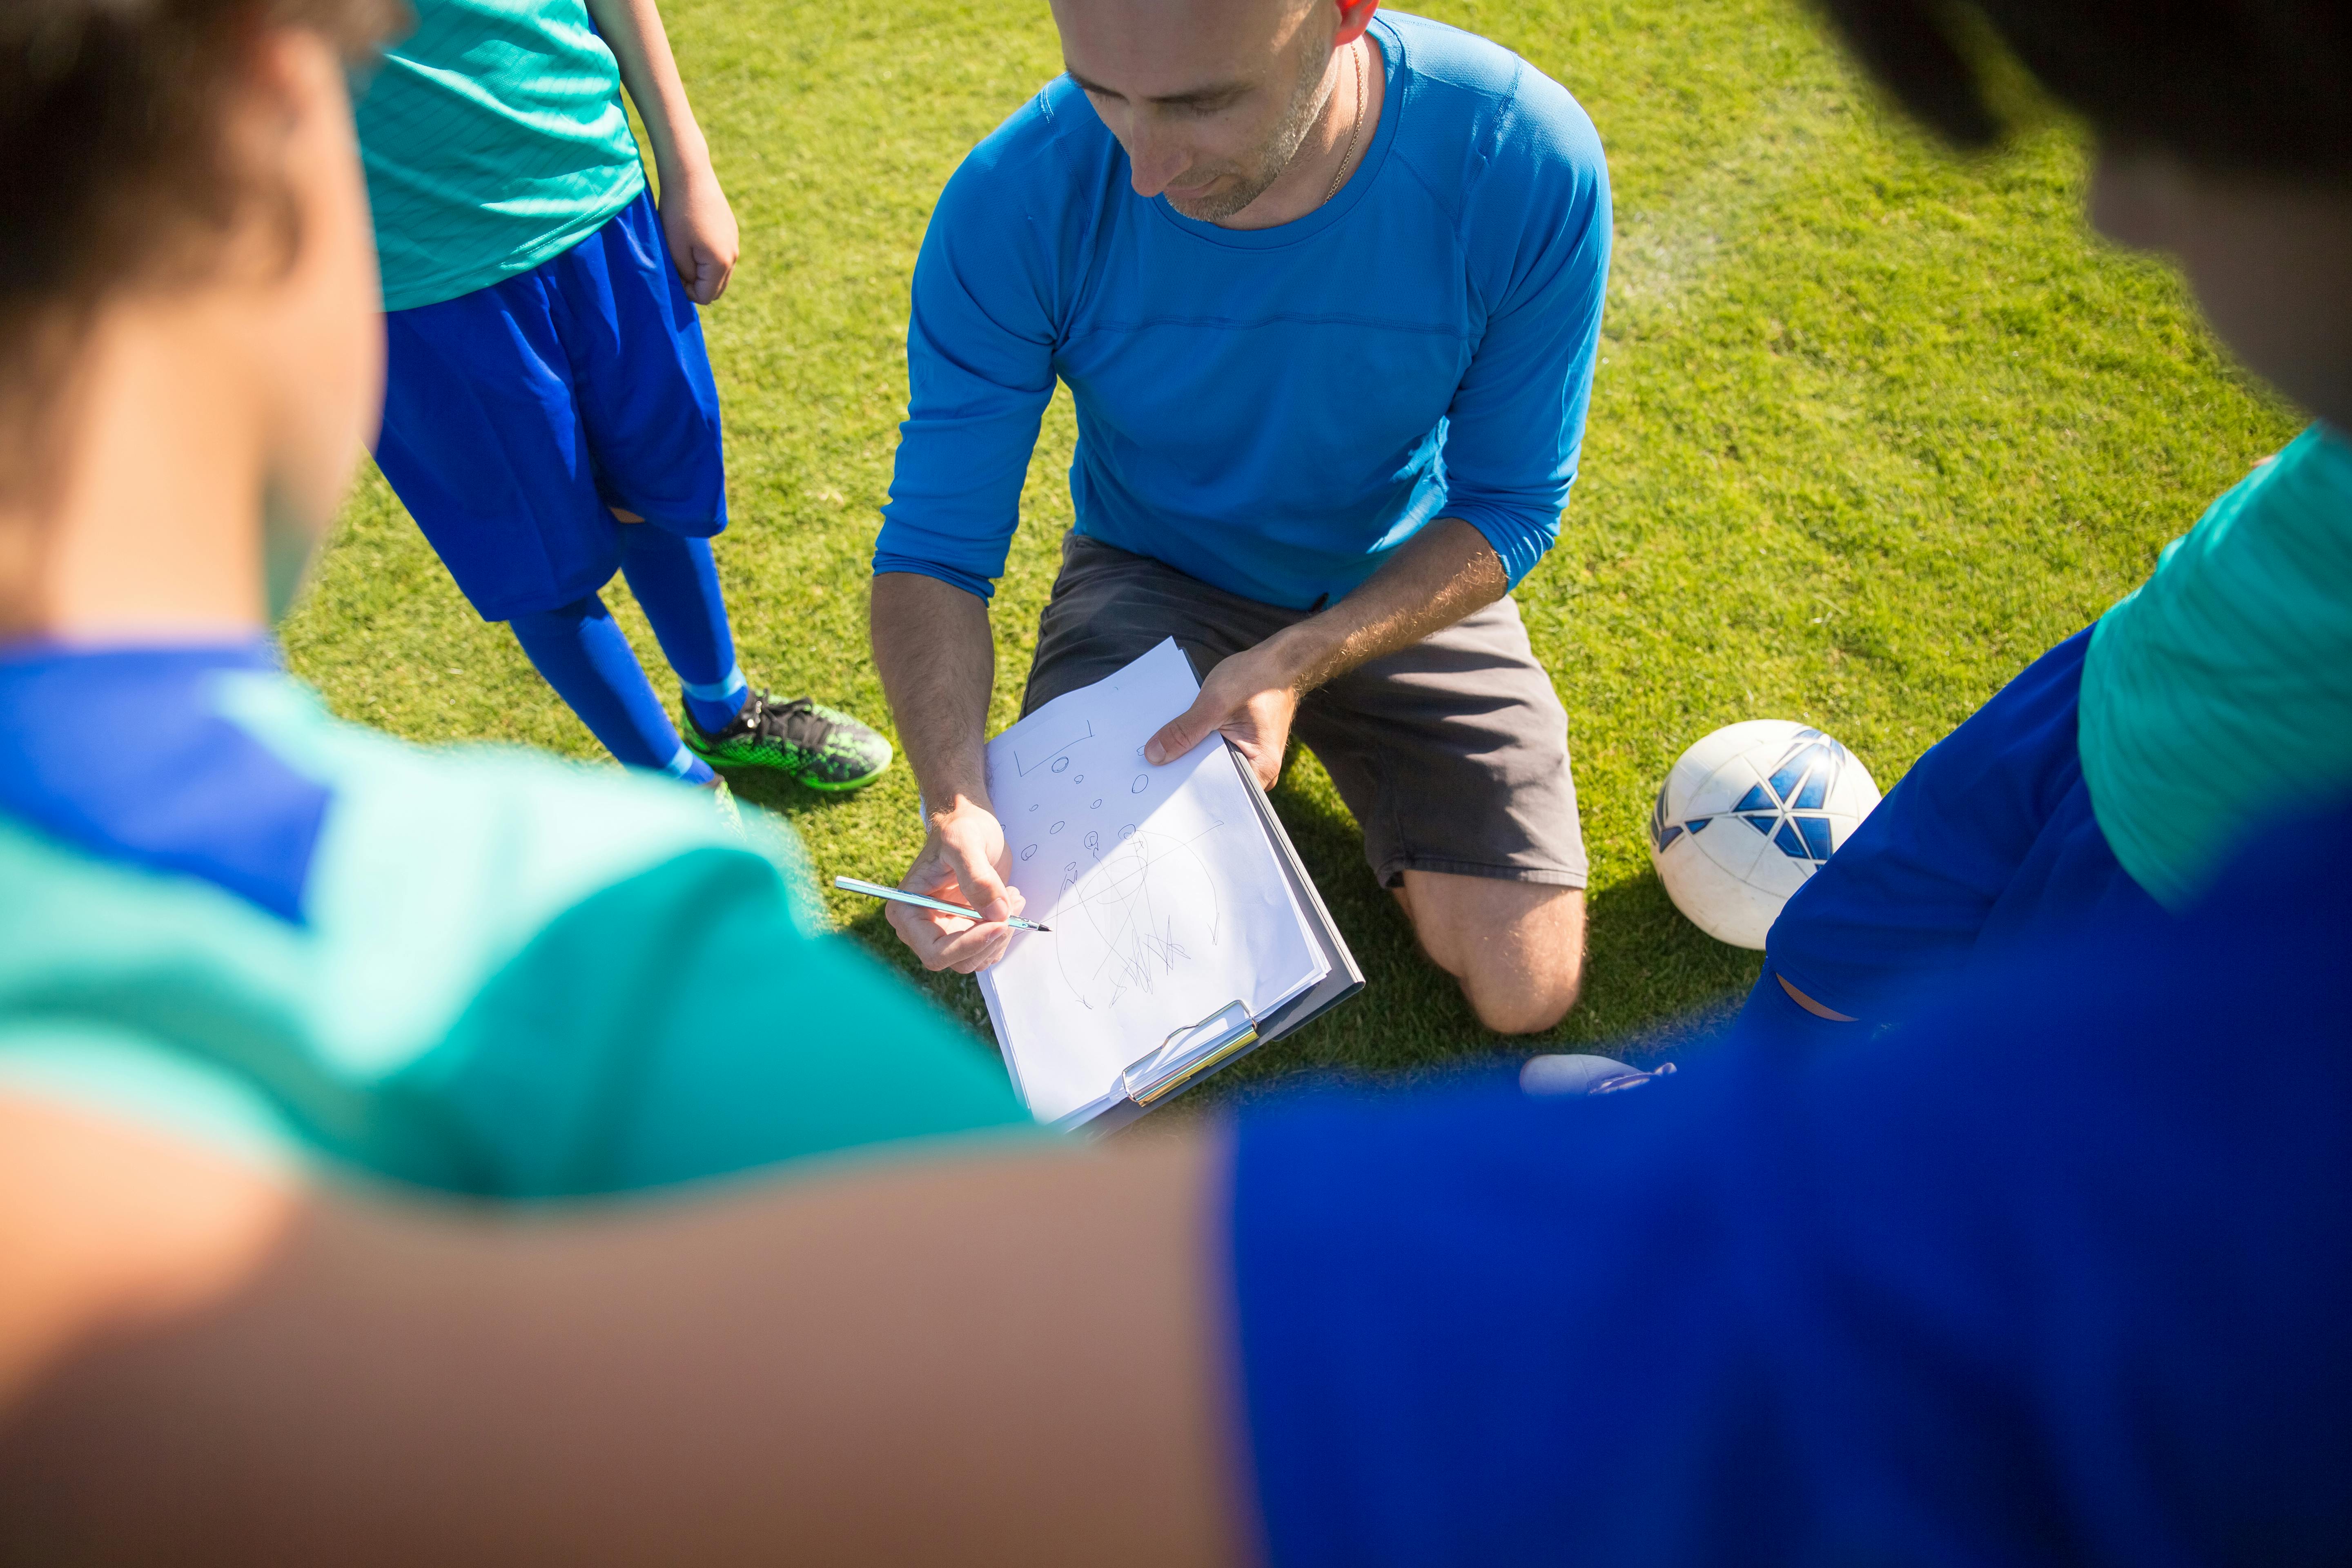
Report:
1050,741,1363,1136
971,639,1365,1132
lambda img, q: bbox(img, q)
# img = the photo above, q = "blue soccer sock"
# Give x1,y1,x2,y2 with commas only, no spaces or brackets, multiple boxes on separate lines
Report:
508,594,716,784
619,527,749,736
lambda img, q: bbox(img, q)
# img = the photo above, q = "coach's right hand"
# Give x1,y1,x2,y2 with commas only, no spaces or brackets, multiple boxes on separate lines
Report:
892,796,1027,974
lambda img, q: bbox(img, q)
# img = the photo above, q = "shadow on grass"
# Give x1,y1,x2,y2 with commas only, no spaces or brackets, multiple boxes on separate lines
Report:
1178,759,1767,1116
1563,873,1761,1062
722,766,877,821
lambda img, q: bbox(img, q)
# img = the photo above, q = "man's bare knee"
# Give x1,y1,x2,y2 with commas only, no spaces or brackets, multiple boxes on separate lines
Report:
1401,872,1586,1034
1460,953,1583,1035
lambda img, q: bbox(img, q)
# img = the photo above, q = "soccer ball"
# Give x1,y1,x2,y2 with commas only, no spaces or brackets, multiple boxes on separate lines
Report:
1647,720,1882,950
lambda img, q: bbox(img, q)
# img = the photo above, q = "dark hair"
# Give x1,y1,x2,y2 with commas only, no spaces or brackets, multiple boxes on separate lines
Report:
0,0,398,500
1816,0,2352,175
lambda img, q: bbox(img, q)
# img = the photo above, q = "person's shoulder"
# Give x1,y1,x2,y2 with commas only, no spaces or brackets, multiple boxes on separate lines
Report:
947,74,1121,202
2268,420,2352,509
0,669,837,1185
1385,11,1604,190
198,670,813,980
269,685,785,932
2139,420,2352,588
924,75,1123,300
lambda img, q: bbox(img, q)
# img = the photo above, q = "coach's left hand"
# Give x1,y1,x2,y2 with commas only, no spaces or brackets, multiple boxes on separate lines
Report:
1143,521,1511,792
659,160,740,306
1145,641,1303,790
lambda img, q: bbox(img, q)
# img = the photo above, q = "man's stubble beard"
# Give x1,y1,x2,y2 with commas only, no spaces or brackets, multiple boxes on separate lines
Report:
1167,33,1339,222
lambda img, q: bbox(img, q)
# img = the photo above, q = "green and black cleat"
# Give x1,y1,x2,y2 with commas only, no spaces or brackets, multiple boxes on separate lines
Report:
682,689,892,792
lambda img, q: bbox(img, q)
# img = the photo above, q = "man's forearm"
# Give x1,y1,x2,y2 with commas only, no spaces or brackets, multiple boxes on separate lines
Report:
582,0,709,183
1264,517,1507,692
871,572,998,818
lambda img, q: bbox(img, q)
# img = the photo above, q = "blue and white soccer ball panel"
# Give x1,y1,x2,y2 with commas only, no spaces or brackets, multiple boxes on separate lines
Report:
1647,720,1882,950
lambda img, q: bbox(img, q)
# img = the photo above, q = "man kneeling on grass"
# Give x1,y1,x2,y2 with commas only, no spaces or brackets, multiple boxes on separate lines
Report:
869,0,1610,1033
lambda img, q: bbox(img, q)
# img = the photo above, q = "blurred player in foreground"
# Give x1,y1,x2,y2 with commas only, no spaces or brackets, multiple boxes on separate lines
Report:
2,0,2350,1563
0,0,1027,1204
1736,2,2352,1042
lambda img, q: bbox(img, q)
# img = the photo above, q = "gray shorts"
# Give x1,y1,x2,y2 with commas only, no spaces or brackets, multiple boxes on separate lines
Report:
1022,535,1588,891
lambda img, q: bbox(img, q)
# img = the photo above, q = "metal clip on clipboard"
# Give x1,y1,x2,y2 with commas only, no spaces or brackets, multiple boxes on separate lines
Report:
1067,744,1362,1133
987,702,1364,1136
1120,1001,1261,1109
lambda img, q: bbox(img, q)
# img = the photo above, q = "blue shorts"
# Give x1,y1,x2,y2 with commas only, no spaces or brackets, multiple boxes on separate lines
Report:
374,187,727,622
1742,627,2161,1034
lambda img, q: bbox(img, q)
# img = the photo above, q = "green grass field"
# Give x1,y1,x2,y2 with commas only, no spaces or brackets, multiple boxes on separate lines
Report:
284,0,2300,1100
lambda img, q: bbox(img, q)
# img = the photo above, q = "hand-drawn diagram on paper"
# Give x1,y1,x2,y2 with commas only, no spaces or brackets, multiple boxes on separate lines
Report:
1013,715,1094,778
976,639,1328,1125
1052,826,1222,1012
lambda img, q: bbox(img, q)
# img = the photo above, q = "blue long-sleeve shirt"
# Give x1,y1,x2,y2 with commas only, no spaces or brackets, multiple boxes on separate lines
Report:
875,12,1611,611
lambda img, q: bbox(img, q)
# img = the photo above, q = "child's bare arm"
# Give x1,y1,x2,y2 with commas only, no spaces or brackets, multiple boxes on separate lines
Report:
585,0,740,304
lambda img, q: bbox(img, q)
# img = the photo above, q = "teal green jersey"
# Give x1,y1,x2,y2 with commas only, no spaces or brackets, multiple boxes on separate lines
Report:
2080,423,2352,909
0,643,1033,1196
356,0,647,313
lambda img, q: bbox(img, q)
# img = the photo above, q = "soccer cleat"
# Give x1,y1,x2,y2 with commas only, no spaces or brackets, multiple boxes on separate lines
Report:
680,689,892,791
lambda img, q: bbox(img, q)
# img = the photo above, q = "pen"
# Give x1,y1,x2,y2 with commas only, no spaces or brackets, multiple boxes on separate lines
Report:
833,876,1053,933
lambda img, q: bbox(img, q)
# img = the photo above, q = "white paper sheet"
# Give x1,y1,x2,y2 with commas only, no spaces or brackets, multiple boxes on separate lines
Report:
976,639,1328,1124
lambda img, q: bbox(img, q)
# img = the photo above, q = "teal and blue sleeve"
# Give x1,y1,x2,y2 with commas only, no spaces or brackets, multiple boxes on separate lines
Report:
414,847,1040,1198
1437,83,1611,587
0,1020,310,1173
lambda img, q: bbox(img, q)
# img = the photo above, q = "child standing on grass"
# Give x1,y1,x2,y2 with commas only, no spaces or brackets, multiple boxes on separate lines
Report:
357,0,893,791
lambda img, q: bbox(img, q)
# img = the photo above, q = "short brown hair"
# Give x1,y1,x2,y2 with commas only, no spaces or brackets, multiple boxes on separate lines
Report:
0,0,400,500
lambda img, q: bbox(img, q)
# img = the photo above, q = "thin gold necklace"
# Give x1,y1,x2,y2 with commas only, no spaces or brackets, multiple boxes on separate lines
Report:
1321,41,1365,207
